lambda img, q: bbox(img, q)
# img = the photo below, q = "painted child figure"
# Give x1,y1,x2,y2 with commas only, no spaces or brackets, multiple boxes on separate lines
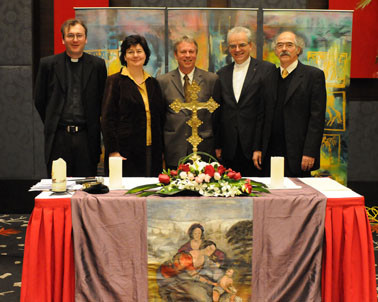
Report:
213,268,242,302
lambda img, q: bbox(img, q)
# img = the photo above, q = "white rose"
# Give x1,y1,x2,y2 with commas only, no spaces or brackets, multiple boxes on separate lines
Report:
204,174,211,183
188,172,195,180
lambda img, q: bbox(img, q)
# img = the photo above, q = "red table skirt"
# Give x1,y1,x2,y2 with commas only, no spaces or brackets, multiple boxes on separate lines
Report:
20,198,75,302
322,197,377,302
21,196,376,302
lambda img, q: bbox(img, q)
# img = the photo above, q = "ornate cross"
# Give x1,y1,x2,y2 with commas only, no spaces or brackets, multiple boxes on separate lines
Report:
170,80,219,158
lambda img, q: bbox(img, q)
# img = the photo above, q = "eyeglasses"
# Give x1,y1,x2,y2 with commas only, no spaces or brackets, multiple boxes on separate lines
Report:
228,43,249,50
275,42,295,49
66,33,85,40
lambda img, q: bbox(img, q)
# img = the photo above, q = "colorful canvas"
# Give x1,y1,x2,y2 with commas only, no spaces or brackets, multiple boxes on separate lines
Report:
75,8,166,77
75,8,352,184
147,197,253,301
263,10,352,184
167,9,257,72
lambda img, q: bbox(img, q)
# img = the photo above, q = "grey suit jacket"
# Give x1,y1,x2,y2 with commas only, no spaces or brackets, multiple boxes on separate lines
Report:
34,52,107,165
256,61,326,175
157,67,218,167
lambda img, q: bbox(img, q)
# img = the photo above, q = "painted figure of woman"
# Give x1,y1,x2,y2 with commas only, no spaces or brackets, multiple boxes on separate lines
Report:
157,240,218,301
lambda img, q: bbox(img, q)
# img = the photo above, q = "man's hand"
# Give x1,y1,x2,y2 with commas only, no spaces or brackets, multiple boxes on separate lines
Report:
253,151,262,170
215,149,222,160
301,155,315,171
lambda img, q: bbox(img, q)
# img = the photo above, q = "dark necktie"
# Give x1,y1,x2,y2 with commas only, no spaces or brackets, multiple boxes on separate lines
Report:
183,74,190,102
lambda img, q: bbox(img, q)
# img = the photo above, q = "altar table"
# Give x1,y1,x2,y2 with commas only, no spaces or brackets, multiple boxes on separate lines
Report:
20,178,377,302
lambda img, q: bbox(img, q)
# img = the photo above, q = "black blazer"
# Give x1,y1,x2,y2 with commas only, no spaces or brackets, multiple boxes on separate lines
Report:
101,71,165,176
255,61,327,175
34,52,107,165
214,57,275,160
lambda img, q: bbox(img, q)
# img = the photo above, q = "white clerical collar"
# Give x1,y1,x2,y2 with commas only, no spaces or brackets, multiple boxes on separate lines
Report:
66,52,83,63
178,68,195,85
280,60,298,75
234,56,251,69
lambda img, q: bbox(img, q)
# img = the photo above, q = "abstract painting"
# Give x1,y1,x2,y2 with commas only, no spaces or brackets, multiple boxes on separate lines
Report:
263,10,352,184
167,9,257,72
75,8,166,77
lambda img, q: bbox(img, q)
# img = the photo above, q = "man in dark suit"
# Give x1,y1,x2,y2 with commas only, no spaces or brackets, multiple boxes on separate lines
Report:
253,31,326,177
157,36,218,169
35,19,107,177
214,27,275,176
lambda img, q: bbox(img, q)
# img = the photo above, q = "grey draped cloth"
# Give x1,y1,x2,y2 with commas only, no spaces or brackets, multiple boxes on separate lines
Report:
252,178,327,302
71,179,326,302
71,191,148,302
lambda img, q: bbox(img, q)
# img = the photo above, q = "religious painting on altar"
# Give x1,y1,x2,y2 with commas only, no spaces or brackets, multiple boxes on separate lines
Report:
75,8,166,77
167,9,257,73
262,10,352,184
147,197,253,301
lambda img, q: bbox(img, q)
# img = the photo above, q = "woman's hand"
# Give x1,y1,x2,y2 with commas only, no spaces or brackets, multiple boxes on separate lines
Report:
109,152,127,160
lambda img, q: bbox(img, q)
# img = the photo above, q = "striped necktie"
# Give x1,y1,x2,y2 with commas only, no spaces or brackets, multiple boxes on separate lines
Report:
183,74,190,102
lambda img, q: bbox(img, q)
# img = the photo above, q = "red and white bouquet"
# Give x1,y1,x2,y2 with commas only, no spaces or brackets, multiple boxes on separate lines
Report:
127,152,269,197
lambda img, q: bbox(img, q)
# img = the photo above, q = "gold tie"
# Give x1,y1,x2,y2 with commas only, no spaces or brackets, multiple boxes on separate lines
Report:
183,74,190,102
282,68,288,79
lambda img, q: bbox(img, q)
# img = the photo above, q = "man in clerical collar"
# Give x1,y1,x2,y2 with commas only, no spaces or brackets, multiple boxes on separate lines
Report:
253,31,326,177
213,26,275,177
34,19,107,177
157,35,218,169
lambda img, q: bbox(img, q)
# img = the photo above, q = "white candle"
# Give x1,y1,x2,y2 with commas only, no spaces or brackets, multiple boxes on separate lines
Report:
270,156,284,189
51,158,67,192
109,157,123,189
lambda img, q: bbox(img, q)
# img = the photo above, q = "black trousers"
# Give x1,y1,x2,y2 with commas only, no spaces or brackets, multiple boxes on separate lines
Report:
47,128,97,177
223,135,261,177
262,153,311,177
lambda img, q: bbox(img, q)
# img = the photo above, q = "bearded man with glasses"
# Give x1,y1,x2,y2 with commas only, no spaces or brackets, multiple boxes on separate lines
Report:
35,19,107,177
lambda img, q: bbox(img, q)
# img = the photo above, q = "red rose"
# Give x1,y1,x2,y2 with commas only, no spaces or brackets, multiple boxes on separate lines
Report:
234,172,242,180
170,170,178,176
178,164,190,172
217,165,226,175
158,174,170,184
204,165,215,177
227,171,236,179
244,183,253,194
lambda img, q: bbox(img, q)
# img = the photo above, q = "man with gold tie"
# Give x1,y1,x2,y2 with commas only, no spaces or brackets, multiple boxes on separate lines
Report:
157,36,218,169
253,31,327,177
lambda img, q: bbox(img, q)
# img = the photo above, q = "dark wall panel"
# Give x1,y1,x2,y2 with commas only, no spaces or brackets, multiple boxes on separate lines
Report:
230,0,306,8
0,0,35,179
348,101,378,181
0,0,32,66
0,67,34,178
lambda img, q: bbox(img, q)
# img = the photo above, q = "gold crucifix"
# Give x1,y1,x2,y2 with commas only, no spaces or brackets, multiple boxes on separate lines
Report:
170,80,219,159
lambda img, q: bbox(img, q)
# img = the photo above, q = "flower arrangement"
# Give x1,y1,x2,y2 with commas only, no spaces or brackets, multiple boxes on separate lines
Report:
127,152,269,197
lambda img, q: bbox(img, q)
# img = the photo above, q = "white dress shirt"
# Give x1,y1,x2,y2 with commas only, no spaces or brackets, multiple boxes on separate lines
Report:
233,57,251,103
178,68,195,86
280,60,298,77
